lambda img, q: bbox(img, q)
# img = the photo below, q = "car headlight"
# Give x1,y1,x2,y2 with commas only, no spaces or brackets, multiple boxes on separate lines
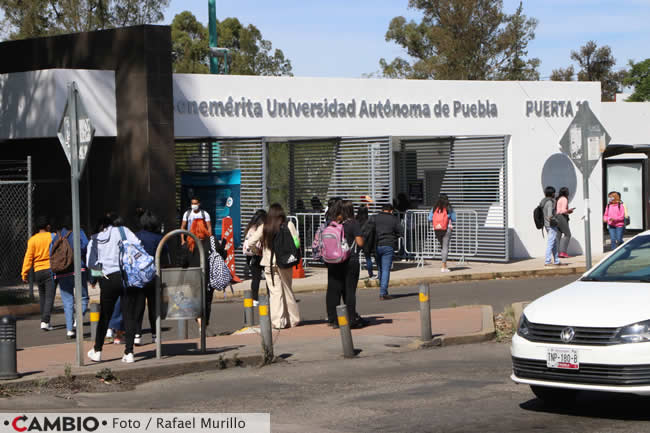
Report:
617,320,650,343
517,314,530,339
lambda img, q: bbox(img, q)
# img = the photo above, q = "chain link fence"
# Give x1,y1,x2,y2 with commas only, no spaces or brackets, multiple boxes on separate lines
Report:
0,158,32,288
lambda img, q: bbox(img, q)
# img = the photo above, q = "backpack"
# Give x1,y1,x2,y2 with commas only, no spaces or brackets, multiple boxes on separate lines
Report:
311,223,326,260
209,236,231,291
117,227,156,288
184,209,207,231
432,208,449,231
272,223,301,269
533,205,545,229
320,221,351,264
242,229,261,257
50,231,73,273
361,217,376,254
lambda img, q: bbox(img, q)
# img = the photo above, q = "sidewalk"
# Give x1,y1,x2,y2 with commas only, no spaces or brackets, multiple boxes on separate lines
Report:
5,304,494,383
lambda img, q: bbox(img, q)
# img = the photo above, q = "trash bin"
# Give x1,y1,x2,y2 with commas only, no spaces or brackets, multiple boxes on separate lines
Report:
160,267,203,320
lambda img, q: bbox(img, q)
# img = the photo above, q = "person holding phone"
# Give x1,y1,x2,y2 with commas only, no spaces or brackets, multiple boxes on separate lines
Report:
556,187,574,258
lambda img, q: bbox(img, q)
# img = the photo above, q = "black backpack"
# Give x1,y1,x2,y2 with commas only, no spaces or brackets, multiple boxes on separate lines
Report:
361,217,377,254
533,205,545,229
272,223,301,269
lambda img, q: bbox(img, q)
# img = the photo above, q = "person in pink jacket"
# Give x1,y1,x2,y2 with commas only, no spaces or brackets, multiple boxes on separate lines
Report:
603,191,627,250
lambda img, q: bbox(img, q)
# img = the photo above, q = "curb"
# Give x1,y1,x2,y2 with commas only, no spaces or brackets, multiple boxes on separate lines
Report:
440,305,496,346
0,303,40,317
511,301,530,325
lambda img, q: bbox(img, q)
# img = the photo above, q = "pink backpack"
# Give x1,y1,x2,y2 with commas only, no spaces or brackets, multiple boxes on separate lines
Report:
320,221,351,264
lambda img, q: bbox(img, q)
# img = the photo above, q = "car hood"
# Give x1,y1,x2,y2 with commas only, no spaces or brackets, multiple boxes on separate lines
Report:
524,280,650,328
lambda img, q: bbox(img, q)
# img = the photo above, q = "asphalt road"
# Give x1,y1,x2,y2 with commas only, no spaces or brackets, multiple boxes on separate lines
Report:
16,275,577,348
3,342,650,433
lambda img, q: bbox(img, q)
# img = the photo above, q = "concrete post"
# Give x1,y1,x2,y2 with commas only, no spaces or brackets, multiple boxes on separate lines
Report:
178,320,188,340
419,283,432,343
258,295,274,363
0,316,18,380
336,304,356,358
243,290,253,326
89,302,100,343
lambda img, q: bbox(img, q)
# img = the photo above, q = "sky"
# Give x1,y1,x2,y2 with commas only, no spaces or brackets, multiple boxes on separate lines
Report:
163,0,650,80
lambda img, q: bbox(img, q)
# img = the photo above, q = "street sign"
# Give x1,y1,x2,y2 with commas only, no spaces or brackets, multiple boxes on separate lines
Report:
57,85,95,176
559,101,611,177
558,101,611,270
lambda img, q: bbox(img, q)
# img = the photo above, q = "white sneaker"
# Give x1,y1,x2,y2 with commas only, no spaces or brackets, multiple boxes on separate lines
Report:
87,349,101,362
40,322,53,331
134,335,142,346
440,268,450,273
66,330,75,339
152,335,157,343
253,300,259,307
73,320,76,328
121,353,135,363
105,329,113,338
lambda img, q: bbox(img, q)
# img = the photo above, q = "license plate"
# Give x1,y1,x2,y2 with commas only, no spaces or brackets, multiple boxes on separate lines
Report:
547,347,579,370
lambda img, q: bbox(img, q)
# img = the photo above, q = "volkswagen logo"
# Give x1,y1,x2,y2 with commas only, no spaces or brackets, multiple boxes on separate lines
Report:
560,327,575,343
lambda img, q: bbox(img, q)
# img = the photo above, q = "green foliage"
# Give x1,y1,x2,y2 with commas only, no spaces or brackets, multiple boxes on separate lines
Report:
379,0,539,80
551,41,628,102
624,59,650,102
0,0,170,40
171,12,293,76
268,142,289,211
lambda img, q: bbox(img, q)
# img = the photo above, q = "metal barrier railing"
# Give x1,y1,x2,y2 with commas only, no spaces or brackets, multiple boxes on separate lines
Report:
292,213,325,266
403,209,479,267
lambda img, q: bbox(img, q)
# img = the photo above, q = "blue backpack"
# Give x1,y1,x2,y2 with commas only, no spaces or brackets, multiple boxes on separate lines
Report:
118,227,156,288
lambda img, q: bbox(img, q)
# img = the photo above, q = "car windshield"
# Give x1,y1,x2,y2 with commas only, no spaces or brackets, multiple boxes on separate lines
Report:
584,234,650,282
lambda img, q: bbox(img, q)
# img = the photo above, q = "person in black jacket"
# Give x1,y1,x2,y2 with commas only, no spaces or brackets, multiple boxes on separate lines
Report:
374,203,403,300
356,204,376,280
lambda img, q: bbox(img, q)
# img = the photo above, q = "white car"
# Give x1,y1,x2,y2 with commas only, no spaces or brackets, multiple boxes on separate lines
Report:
511,232,650,403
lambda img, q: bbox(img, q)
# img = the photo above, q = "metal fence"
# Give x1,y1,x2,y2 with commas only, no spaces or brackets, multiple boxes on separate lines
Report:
403,209,479,267
0,158,32,287
293,212,325,265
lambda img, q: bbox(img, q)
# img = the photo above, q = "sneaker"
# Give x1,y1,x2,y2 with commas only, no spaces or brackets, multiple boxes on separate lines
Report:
558,252,569,258
40,322,53,331
121,353,135,363
440,268,451,273
379,295,394,301
105,329,113,338
66,330,75,339
369,275,379,280
113,331,124,344
134,335,142,346
152,335,157,343
253,300,259,307
87,349,101,362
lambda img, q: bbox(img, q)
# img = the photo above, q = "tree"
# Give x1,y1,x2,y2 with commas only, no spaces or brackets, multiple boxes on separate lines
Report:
171,11,209,74
379,0,539,80
623,59,650,102
551,41,627,101
0,0,170,40
170,12,293,76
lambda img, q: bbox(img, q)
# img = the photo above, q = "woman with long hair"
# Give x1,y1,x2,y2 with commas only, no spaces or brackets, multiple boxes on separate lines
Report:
326,200,366,328
429,193,457,273
86,212,144,364
603,191,627,250
243,210,267,304
555,187,574,258
247,203,301,329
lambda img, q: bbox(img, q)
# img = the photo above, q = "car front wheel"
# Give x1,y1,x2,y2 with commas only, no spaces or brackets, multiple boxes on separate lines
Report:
530,385,578,405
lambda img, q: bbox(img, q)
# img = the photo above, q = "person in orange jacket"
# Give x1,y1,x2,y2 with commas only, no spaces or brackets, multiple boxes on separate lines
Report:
21,216,56,331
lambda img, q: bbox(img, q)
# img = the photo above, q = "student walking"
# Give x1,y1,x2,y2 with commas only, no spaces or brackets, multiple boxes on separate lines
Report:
555,187,574,258
180,196,212,245
540,186,561,266
86,213,145,364
603,191,628,250
247,203,301,329
21,216,56,331
429,193,456,273
243,210,267,304
357,204,376,280
53,218,90,339
134,210,165,344
325,201,366,328
374,204,403,300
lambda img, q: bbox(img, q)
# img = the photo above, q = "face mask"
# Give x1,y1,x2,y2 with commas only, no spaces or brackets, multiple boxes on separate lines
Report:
608,197,614,203
191,204,199,211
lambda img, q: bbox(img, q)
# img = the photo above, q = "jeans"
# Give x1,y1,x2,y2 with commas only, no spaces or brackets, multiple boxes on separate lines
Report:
556,214,571,254
363,252,374,277
326,256,360,323
58,272,89,331
545,227,560,265
35,270,56,324
135,279,156,336
246,255,264,301
608,226,624,250
435,227,452,264
376,246,394,296
109,297,124,331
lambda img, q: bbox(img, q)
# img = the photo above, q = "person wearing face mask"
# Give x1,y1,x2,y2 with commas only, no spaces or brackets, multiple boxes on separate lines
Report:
180,197,212,246
603,191,627,250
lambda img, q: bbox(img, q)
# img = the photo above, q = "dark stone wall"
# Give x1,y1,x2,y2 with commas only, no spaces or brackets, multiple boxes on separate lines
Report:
0,26,176,231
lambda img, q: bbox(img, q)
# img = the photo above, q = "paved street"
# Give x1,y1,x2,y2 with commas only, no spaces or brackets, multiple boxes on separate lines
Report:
3,342,650,433
16,276,576,348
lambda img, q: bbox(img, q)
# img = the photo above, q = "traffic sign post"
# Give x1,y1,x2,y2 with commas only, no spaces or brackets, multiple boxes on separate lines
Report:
559,101,611,270
57,82,95,367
